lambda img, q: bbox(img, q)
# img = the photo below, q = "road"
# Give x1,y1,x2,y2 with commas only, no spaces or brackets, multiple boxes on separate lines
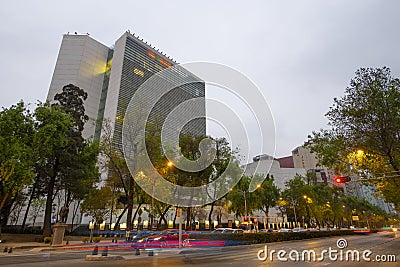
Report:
0,233,398,266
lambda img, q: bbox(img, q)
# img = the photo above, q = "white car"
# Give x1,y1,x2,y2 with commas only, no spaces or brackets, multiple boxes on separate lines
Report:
292,227,307,232
278,228,292,233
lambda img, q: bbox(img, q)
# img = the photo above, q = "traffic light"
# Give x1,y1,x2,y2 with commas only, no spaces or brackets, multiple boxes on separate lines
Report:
334,176,351,184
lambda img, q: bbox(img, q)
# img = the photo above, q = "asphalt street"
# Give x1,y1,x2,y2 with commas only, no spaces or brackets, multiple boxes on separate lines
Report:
0,233,398,267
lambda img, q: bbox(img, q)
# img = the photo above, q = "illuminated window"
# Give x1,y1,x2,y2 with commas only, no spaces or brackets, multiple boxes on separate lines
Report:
133,68,144,77
155,64,163,71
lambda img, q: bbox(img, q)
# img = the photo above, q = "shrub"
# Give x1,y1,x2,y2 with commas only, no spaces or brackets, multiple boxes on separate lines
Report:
81,237,89,243
43,237,52,244
188,230,361,245
93,237,101,243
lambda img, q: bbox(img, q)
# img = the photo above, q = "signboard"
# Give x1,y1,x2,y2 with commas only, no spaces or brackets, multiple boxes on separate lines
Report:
352,216,359,221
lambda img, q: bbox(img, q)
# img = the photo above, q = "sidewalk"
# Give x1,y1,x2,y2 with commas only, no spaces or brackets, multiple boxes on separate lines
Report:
0,233,132,253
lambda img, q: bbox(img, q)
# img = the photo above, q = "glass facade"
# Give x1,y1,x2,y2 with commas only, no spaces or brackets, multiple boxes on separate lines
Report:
94,49,114,141
111,34,206,149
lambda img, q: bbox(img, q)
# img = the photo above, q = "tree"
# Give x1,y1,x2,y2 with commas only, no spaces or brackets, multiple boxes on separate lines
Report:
252,174,280,220
34,102,72,237
307,67,400,210
53,84,99,209
0,101,35,228
226,176,260,218
36,84,98,237
29,198,46,227
98,119,137,230
206,137,241,230
80,187,113,224
282,175,309,224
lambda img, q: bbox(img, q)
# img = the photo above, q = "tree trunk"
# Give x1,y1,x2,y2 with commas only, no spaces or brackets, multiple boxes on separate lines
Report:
173,209,177,228
186,207,191,230
114,206,128,231
131,203,142,227
21,180,37,230
157,205,171,229
43,173,56,237
70,200,81,231
208,201,215,230
126,176,134,229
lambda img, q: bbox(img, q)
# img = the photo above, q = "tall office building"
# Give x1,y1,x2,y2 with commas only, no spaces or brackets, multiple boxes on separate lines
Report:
104,32,206,149
47,34,111,139
47,31,206,144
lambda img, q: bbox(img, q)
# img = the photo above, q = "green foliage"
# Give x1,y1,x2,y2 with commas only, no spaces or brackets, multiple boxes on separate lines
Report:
0,101,35,213
43,237,52,244
280,174,392,228
93,237,101,243
80,187,113,223
54,84,88,132
252,174,280,217
29,197,46,227
35,84,99,237
34,102,73,237
227,176,263,217
189,230,362,245
306,67,400,209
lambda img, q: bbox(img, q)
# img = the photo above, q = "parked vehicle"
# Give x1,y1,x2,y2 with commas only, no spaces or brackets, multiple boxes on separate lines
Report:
318,227,331,231
239,222,257,233
212,228,243,234
212,228,228,233
259,229,274,233
292,227,307,232
277,228,292,233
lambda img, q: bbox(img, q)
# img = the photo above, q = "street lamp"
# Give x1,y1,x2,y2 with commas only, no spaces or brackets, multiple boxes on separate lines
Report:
151,161,174,230
89,219,95,243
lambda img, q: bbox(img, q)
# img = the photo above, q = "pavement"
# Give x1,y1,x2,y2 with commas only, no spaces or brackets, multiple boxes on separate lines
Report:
0,238,130,253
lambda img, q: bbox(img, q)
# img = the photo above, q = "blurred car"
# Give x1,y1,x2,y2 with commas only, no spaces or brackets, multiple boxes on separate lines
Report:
353,227,371,234
144,229,189,248
378,227,398,238
212,228,243,234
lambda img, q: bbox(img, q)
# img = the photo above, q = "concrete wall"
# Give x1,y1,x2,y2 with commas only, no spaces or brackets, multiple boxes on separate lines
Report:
47,34,110,139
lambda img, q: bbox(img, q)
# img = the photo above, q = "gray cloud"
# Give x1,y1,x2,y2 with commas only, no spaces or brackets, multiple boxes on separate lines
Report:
1,0,399,160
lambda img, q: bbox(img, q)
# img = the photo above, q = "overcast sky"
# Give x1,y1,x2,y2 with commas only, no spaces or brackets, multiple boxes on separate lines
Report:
1,0,400,161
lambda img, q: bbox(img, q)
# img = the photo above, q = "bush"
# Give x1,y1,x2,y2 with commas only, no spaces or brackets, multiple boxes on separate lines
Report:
93,237,101,243
43,237,52,244
81,237,89,243
2,225,43,235
189,230,360,245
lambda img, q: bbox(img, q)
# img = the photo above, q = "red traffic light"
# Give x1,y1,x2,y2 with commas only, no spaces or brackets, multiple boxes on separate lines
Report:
334,176,351,184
